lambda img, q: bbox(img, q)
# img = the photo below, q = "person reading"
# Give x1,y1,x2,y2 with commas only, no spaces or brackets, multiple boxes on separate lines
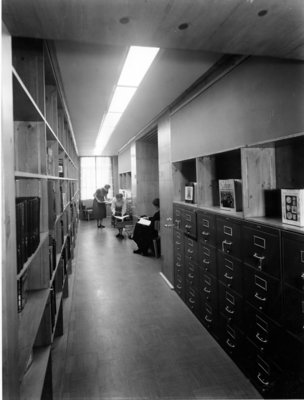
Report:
93,184,111,228
111,193,128,238
132,198,160,256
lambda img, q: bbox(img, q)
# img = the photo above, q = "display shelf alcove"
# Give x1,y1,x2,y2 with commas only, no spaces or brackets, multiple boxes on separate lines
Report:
172,158,197,202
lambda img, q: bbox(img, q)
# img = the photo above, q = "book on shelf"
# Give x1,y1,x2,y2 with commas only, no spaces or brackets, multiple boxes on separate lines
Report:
218,179,242,212
48,181,57,228
16,197,40,273
50,283,56,331
17,270,28,313
58,159,64,177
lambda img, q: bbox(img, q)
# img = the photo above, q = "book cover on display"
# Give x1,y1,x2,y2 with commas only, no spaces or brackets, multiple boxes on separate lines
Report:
281,189,304,227
219,179,242,211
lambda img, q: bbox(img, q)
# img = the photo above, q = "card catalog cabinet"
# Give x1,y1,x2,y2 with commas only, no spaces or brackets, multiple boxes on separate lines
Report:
173,201,304,398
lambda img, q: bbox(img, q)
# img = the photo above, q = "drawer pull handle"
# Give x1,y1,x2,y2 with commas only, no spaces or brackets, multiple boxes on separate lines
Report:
188,273,194,279
224,272,233,280
189,298,195,304
185,224,191,230
257,372,270,387
203,259,210,265
202,231,210,236
255,292,267,302
222,240,232,253
226,338,235,348
225,305,234,314
256,332,268,343
176,241,181,245
253,253,265,269
176,284,182,289
204,287,211,294
205,315,212,323
176,263,182,267
187,249,194,254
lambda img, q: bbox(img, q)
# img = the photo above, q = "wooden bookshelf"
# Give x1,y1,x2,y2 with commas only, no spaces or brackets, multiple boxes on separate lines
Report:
173,134,304,224
4,36,80,399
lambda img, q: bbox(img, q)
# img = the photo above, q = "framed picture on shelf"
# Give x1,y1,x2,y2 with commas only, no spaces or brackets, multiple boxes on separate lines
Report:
185,185,194,203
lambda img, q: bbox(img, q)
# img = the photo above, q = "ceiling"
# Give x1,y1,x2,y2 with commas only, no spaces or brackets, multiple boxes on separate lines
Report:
3,0,304,156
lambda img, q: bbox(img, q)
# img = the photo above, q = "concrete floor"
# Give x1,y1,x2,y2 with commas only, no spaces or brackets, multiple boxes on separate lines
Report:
53,218,261,400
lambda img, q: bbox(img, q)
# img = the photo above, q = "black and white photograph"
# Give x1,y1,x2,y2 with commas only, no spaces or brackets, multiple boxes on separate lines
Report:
2,1,304,399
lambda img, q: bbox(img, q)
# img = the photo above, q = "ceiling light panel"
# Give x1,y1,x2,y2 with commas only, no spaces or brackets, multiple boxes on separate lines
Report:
117,46,160,87
108,86,137,113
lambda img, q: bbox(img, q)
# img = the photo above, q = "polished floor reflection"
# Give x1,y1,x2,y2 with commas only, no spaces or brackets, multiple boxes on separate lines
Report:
53,219,260,400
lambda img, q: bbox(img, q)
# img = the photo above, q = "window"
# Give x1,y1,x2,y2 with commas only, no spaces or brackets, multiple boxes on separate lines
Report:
80,157,113,200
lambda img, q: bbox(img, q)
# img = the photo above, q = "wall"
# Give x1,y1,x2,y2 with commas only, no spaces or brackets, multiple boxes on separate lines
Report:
158,112,174,284
2,23,19,399
133,140,159,217
118,146,131,173
171,57,304,161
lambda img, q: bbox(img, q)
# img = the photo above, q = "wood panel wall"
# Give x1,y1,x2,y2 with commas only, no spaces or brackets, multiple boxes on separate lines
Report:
2,23,19,399
158,113,174,284
171,57,304,161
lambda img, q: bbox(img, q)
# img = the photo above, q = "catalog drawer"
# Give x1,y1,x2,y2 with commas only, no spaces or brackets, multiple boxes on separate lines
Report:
200,302,218,334
199,243,217,276
184,236,198,261
197,210,216,246
220,316,245,362
216,216,242,259
217,252,242,294
282,230,304,291
173,204,183,230
199,271,218,307
174,272,184,299
174,229,184,254
243,223,280,279
246,339,282,398
182,208,197,238
174,252,184,272
219,283,243,329
185,258,197,288
243,265,281,320
282,284,304,337
245,303,283,366
186,286,197,313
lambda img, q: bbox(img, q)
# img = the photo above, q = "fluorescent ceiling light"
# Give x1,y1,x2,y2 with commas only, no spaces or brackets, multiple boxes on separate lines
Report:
108,86,137,113
118,46,160,87
103,112,122,128
95,45,159,154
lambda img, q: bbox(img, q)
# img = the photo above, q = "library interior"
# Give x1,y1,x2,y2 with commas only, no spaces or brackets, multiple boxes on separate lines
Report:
2,1,304,399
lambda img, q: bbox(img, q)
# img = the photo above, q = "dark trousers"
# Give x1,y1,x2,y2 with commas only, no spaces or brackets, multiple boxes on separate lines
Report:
132,223,157,254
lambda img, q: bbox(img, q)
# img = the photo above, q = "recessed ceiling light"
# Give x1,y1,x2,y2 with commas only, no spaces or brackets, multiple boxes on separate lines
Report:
119,16,130,24
258,9,268,17
178,23,189,30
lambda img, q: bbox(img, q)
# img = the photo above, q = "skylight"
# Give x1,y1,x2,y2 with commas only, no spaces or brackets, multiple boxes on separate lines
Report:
94,46,159,154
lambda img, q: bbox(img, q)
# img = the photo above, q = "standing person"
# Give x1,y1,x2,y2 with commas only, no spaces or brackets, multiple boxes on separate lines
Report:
93,184,110,228
111,193,127,238
132,198,160,256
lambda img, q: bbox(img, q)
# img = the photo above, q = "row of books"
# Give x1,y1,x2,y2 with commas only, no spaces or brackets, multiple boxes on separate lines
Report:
17,271,28,313
16,196,40,274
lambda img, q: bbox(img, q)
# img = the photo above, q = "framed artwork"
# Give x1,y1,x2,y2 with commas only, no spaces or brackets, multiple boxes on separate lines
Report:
185,185,194,202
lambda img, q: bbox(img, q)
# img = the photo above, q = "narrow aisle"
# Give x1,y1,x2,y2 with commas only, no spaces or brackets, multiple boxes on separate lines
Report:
59,219,260,400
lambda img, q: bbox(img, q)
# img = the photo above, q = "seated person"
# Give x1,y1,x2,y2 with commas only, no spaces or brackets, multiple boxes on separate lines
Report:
111,193,127,239
132,198,160,256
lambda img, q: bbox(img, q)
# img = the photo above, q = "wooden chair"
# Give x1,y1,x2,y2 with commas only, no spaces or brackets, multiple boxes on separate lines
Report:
81,199,94,221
